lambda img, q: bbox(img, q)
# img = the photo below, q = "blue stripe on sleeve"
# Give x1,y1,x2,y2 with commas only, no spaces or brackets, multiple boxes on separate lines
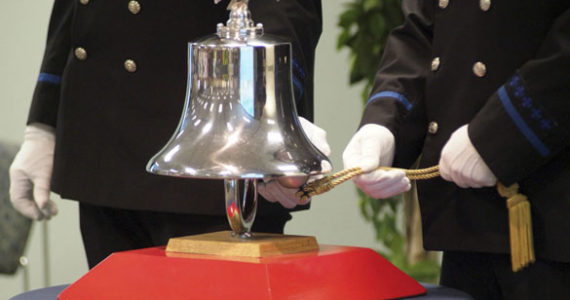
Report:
367,91,413,111
498,86,550,157
38,73,62,84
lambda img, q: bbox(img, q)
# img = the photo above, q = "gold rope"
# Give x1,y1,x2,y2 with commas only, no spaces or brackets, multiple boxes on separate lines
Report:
296,165,534,272
295,165,440,202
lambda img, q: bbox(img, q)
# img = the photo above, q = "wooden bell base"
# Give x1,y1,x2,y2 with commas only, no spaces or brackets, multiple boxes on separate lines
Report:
166,231,319,257
58,242,426,300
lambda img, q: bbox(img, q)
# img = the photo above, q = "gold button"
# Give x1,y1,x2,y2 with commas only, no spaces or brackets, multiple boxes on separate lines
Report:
74,47,87,61
128,1,141,15
431,57,440,71
428,122,439,134
480,0,491,11
473,61,487,77
79,0,90,5
439,0,449,9
124,59,137,73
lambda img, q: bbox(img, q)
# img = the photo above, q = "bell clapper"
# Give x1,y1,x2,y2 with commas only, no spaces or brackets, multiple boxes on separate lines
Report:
225,179,258,238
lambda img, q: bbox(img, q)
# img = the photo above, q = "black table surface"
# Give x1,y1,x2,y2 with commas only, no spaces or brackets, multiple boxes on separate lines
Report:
10,283,473,300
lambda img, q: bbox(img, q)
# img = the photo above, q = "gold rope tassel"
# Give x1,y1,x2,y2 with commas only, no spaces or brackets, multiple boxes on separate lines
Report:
497,183,535,272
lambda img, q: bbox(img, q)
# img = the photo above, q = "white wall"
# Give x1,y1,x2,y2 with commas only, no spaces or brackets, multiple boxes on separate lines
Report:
0,1,374,299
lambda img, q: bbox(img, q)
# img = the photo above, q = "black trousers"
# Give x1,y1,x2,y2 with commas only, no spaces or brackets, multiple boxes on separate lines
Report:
79,203,291,268
440,251,570,300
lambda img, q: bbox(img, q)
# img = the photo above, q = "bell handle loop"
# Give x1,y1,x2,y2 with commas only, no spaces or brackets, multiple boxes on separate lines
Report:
224,179,258,238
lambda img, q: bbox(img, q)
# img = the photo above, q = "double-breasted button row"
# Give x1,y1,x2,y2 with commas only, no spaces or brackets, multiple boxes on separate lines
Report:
439,0,491,11
75,1,140,72
430,57,487,78
80,0,142,11
74,47,138,73
126,2,140,71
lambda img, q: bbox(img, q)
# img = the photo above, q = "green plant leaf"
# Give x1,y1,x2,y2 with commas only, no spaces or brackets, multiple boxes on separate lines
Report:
363,0,381,12
338,7,360,28
336,29,353,49
368,13,386,37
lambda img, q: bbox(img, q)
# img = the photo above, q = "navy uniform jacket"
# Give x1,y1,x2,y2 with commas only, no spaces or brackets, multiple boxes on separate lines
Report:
27,0,322,215
361,0,570,262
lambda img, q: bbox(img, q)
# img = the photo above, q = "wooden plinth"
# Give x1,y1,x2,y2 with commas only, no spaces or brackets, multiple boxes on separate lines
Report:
166,231,318,257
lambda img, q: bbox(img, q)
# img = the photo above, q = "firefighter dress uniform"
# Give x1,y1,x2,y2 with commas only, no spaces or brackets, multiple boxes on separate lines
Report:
360,0,570,298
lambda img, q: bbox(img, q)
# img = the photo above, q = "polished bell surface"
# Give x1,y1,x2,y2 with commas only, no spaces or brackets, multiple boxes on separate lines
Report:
146,9,329,181
147,1,328,236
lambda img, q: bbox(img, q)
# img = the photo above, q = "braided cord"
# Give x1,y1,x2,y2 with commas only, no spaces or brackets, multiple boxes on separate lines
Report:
296,165,440,203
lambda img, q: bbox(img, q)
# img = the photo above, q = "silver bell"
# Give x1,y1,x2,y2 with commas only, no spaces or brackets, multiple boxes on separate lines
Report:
147,1,330,237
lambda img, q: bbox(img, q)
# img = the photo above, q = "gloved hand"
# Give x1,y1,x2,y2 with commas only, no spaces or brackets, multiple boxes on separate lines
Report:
439,124,497,188
343,124,410,199
9,124,58,220
258,117,332,208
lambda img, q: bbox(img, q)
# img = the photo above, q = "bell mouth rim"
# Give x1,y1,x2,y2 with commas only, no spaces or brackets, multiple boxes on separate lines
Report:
146,169,330,181
145,159,332,180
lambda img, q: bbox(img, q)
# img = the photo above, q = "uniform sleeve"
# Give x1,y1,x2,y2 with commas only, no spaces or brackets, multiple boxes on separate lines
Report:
27,0,74,128
250,0,322,122
469,8,570,185
359,0,434,168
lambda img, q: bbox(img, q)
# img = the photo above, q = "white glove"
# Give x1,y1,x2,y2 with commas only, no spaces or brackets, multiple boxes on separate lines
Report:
258,117,332,208
9,124,58,220
343,124,411,199
439,124,497,188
